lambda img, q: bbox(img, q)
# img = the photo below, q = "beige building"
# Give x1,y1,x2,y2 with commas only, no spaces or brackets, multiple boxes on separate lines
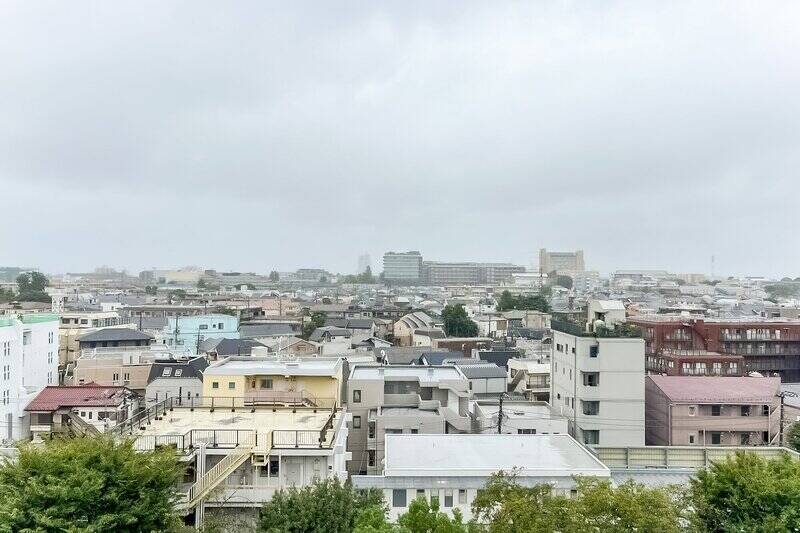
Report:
393,312,443,347
645,375,781,446
58,311,127,367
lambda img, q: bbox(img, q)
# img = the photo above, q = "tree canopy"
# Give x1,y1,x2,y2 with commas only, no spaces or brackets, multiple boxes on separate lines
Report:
495,290,550,313
0,437,182,533
269,270,280,282
441,305,478,337
258,477,384,533
14,271,51,302
301,311,328,339
690,452,800,532
342,267,376,284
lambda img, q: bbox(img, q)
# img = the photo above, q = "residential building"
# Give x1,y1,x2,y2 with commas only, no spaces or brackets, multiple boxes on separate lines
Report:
58,310,127,367
645,375,781,446
629,316,800,381
382,252,423,284
502,310,551,330
455,363,507,396
145,357,208,404
120,400,350,528
159,314,239,353
77,327,153,351
508,359,551,401
346,365,471,475
421,262,525,286
550,302,646,446
308,327,353,355
393,312,444,347
25,385,137,439
0,313,59,442
70,347,161,392
472,400,568,435
539,249,585,273
202,357,343,408
432,337,492,357
352,434,610,521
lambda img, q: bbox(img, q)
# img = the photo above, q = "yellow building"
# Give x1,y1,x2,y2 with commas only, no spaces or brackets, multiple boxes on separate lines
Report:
202,357,343,408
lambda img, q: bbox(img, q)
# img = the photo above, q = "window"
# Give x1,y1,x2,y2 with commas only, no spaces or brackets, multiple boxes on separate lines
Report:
260,378,273,389
199,324,208,330
556,343,563,352
416,489,425,500
392,489,407,508
123,372,130,382
688,433,696,445
763,405,770,416
218,323,224,330
711,405,721,416
711,432,722,445
582,401,600,415
589,346,599,358
688,406,697,416
112,373,120,381
444,489,453,507
517,428,536,434
174,369,182,377
228,382,235,389
269,458,279,476
368,421,376,439
353,390,361,403
386,428,402,434
582,372,599,387
87,412,93,420
367,450,375,467
162,368,172,377
430,493,439,507
583,430,599,445
740,433,750,445
458,489,467,505
741,406,751,417
212,381,219,389
763,431,770,443
353,416,361,429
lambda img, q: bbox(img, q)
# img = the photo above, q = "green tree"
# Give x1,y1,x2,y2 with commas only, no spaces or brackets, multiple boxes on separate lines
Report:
302,311,328,340
197,278,207,289
495,290,550,313
269,270,280,282
553,274,573,289
14,271,51,302
472,472,683,533
0,436,183,532
353,505,395,533
397,498,471,533
258,477,384,533
690,452,800,532
168,289,187,303
145,285,158,295
441,305,478,337
788,423,800,452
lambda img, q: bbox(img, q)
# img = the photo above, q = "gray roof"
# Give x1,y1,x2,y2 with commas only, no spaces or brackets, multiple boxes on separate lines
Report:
205,338,265,356
240,323,296,338
419,352,465,365
138,316,168,330
382,347,439,365
324,318,375,330
455,363,508,379
309,326,351,342
147,357,208,383
78,328,154,343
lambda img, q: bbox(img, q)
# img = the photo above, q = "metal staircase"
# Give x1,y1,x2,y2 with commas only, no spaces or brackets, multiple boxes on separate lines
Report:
179,434,256,511
66,411,101,437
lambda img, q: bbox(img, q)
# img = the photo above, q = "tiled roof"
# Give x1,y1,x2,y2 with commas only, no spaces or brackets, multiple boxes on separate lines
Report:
25,385,131,412
78,328,153,343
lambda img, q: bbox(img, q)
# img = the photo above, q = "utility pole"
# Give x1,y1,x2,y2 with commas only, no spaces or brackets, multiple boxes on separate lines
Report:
498,393,508,434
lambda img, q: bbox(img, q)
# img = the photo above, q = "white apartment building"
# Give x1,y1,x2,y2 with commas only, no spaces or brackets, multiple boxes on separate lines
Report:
0,313,59,442
550,303,645,447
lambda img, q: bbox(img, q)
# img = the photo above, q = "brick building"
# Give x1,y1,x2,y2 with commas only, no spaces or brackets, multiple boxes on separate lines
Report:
629,317,800,381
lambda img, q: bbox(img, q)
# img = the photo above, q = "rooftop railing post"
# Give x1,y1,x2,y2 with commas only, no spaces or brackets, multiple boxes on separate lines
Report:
190,396,194,412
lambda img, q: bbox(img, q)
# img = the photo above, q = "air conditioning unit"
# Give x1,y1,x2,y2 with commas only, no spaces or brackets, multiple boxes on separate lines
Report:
251,453,268,466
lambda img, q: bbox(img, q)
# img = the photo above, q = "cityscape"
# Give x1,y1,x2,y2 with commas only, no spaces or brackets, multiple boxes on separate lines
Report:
2,1,800,532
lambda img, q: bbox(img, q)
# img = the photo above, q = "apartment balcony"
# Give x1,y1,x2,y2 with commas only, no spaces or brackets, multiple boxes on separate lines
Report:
207,484,278,506
383,393,419,406
418,396,441,410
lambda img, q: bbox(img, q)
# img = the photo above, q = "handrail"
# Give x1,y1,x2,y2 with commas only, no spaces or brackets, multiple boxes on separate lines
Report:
108,397,174,436
183,433,255,508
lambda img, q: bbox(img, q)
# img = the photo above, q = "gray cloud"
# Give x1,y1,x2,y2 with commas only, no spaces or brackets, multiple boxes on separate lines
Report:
1,1,799,276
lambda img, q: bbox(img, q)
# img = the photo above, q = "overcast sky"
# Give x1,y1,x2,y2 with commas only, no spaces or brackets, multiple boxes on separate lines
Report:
1,2,798,277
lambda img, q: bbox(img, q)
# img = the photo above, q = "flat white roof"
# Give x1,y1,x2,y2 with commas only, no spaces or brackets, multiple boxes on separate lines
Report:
350,365,464,381
476,403,555,419
384,434,609,478
508,359,550,374
204,357,340,377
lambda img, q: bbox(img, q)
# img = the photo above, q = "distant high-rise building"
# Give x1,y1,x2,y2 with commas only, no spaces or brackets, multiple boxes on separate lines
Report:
383,251,423,283
421,262,525,285
539,248,585,273
358,254,371,274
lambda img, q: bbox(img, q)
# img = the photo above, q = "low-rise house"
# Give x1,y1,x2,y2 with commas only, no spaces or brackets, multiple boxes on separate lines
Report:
58,311,126,366
146,357,208,404
70,348,154,392
324,319,377,343
202,356,342,408
352,434,610,521
645,375,781,446
432,337,492,357
346,365,471,475
502,310,552,330
201,338,265,358
309,326,354,354
472,399,568,435
25,385,137,439
393,312,443,347
455,363,507,396
159,314,240,352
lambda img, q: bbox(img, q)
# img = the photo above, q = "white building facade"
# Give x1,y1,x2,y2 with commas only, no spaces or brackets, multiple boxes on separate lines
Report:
0,313,59,442
550,328,645,447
